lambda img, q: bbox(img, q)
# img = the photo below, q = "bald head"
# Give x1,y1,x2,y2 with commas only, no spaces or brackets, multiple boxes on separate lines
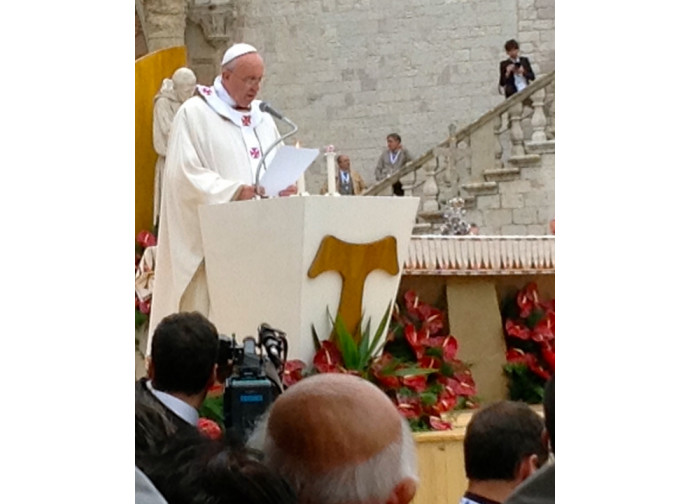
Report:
248,374,418,504
268,373,402,472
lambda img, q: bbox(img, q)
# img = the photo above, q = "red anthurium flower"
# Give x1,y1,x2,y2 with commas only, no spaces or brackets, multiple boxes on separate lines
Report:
403,291,421,315
429,389,457,415
528,360,552,380
541,347,555,372
400,374,427,392
135,295,140,310
505,319,531,340
197,418,222,440
136,230,157,249
395,395,423,419
313,341,344,373
139,298,151,315
283,359,307,387
418,305,445,335
429,416,453,431
426,335,459,361
532,312,555,342
506,348,535,366
418,356,442,370
442,375,477,398
405,324,429,359
370,355,400,389
517,282,540,318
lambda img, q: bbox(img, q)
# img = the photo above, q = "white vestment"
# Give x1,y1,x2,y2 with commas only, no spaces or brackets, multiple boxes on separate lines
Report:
147,80,281,352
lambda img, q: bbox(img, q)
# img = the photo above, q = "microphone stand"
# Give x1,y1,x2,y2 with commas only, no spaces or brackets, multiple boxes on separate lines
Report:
254,117,299,195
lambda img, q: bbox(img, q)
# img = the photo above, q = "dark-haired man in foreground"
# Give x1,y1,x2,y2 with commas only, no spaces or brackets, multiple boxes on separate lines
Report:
135,312,219,449
504,378,555,504
461,400,548,504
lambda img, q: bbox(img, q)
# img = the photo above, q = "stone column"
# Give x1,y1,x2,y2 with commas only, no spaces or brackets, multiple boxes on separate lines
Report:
141,0,188,52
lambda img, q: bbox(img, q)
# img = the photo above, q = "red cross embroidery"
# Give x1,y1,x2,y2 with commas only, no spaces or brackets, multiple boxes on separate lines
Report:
250,147,260,159
242,115,251,126
201,87,212,96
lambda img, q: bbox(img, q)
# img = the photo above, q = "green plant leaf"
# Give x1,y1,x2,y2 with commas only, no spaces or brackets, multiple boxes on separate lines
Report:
425,346,443,359
358,317,372,364
364,302,392,363
393,366,437,377
333,314,359,370
311,324,322,351
199,395,224,427
420,390,438,406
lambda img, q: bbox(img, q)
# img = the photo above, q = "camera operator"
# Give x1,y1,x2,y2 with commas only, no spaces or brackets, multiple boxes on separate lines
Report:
135,312,221,459
499,39,535,98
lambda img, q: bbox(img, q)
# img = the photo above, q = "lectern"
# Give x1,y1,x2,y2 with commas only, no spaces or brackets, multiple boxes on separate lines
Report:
198,195,419,363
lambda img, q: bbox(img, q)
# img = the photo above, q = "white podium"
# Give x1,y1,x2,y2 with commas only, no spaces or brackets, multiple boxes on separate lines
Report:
198,195,419,363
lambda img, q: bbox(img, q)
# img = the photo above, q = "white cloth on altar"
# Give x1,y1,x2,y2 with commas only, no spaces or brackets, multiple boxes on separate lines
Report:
147,83,281,353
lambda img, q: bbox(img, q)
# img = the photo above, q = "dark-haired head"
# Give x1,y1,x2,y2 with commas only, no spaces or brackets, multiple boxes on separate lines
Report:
464,400,548,481
138,425,297,504
150,312,219,396
504,39,519,52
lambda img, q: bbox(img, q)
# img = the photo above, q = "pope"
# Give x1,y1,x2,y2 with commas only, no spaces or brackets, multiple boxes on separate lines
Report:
147,43,297,353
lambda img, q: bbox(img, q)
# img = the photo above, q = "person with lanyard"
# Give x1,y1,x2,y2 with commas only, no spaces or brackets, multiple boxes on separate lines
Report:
321,154,367,195
147,43,298,352
374,133,413,196
499,39,535,98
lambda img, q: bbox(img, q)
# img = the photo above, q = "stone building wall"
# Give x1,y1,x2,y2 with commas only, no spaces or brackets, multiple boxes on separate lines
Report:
197,0,555,194
138,0,555,203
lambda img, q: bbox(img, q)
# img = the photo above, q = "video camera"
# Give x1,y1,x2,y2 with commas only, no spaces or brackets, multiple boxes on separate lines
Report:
217,323,288,442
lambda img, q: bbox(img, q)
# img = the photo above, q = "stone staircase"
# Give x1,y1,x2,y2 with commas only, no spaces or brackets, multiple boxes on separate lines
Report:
363,71,555,236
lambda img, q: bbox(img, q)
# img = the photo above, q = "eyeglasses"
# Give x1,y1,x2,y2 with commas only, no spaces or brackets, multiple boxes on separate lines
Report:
231,72,263,87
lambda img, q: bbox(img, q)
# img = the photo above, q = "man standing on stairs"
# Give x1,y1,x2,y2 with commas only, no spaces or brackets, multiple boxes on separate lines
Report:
499,39,535,99
375,133,413,196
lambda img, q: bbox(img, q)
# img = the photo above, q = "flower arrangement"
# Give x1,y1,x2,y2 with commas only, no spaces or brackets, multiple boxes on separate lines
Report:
284,290,478,431
501,282,555,404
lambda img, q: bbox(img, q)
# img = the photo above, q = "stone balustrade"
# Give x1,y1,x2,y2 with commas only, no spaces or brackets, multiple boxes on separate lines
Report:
404,235,555,275
364,72,555,235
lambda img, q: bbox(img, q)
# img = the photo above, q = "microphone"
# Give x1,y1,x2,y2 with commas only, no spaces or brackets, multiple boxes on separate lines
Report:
259,101,286,121
255,102,299,192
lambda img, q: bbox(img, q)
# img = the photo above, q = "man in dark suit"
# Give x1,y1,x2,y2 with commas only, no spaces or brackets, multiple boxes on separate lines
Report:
135,312,220,461
499,39,535,98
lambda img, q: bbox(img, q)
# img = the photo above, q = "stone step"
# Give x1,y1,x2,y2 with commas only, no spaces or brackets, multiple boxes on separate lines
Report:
483,167,521,182
461,181,498,196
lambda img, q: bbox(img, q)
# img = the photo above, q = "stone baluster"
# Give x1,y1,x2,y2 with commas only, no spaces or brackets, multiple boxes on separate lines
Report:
400,170,416,196
421,159,440,212
508,102,525,157
530,88,547,142
494,115,504,170
546,81,555,140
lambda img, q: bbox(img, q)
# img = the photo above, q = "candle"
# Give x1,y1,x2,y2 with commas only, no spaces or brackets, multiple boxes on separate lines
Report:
295,140,306,195
325,147,336,195
297,173,306,194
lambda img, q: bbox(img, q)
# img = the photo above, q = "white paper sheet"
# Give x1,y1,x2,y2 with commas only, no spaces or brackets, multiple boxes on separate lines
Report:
260,146,320,197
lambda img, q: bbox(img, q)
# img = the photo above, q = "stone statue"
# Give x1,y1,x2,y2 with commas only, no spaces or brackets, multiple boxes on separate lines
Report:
152,67,197,226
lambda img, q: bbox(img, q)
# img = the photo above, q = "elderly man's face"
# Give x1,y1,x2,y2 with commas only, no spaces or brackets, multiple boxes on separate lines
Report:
221,53,264,108
337,155,351,172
